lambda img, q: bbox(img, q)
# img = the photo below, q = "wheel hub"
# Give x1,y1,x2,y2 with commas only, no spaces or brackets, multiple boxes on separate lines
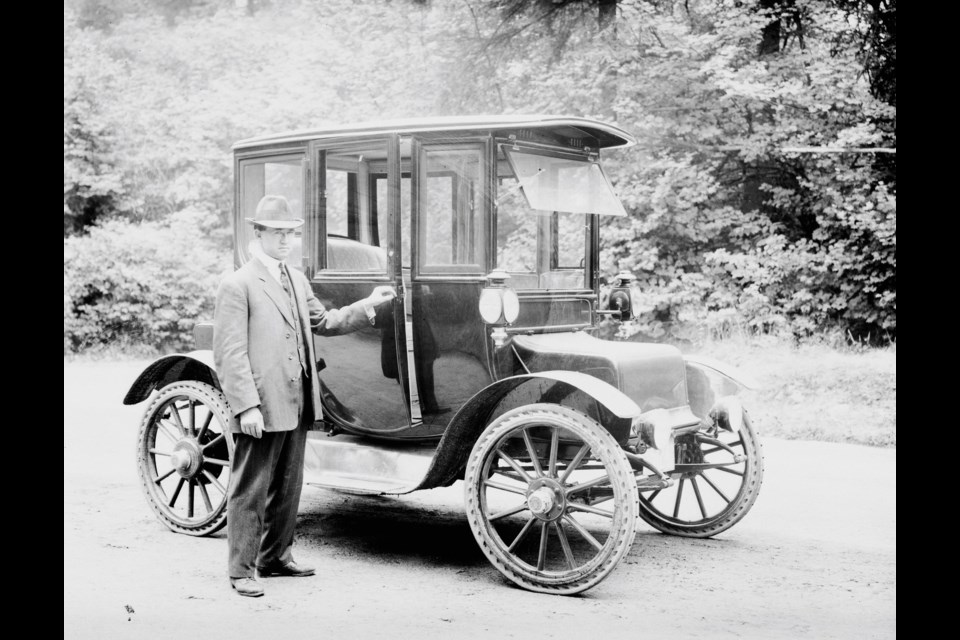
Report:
170,439,202,478
526,478,566,521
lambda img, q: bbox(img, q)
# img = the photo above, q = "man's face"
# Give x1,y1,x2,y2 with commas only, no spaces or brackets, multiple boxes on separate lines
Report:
256,227,297,261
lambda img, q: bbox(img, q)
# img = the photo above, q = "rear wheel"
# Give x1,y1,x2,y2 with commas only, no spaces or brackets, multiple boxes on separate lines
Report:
136,380,234,536
464,404,638,595
638,409,763,538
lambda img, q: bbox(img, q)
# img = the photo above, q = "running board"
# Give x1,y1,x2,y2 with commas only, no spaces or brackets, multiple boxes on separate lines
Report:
302,432,437,495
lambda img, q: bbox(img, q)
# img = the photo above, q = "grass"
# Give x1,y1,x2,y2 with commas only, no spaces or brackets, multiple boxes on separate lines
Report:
687,335,896,447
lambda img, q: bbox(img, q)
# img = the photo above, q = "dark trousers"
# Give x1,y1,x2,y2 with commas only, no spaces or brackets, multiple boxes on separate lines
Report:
227,376,311,579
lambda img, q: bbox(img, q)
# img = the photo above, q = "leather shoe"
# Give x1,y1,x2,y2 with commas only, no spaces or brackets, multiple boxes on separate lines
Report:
230,577,264,597
257,560,315,578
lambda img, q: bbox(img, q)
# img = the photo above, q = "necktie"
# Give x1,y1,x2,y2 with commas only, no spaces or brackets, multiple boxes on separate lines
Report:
279,263,293,300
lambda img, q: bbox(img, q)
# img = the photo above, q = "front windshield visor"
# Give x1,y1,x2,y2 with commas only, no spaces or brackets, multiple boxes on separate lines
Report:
504,148,626,216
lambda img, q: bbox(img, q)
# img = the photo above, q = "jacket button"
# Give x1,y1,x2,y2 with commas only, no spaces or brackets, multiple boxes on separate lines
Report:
285,333,291,339
288,354,293,360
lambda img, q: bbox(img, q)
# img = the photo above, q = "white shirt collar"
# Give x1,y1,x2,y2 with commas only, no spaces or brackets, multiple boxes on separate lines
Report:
253,246,286,285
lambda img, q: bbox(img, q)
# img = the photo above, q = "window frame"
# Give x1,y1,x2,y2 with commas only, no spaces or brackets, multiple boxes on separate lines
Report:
411,136,494,280
494,141,598,292
307,137,398,280
234,147,308,270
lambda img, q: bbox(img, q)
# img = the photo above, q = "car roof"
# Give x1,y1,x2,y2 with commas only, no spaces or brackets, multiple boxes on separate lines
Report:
232,115,637,151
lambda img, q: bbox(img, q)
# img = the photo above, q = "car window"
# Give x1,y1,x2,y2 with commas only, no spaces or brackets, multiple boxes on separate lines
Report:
238,155,304,270
322,144,389,272
417,146,487,275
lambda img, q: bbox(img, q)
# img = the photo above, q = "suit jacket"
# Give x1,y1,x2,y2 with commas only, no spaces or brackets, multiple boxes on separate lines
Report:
213,257,371,433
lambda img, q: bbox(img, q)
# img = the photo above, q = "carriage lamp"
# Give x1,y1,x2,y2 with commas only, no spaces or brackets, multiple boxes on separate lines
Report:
605,270,637,321
480,269,520,347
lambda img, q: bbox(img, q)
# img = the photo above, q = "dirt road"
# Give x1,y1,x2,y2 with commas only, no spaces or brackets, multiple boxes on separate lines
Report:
64,359,896,640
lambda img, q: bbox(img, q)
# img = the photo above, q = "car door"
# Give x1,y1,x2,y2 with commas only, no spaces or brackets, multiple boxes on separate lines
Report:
305,136,413,436
406,136,496,430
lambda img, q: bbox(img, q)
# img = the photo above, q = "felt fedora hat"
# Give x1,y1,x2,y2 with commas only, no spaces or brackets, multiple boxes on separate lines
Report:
246,195,304,229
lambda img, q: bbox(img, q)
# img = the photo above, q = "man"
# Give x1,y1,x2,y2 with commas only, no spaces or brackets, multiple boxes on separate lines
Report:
213,194,395,598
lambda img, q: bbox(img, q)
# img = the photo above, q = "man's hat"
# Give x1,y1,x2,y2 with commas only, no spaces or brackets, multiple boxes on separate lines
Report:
246,195,304,229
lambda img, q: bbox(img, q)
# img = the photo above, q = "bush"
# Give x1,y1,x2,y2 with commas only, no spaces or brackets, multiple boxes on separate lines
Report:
64,208,231,353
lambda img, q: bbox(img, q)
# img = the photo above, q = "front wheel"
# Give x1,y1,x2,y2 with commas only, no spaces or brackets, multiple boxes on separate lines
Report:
464,404,639,595
136,380,234,536
638,409,764,538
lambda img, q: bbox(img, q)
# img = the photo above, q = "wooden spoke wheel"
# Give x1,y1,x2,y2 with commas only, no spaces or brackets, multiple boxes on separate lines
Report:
136,381,234,536
464,404,639,595
638,409,764,538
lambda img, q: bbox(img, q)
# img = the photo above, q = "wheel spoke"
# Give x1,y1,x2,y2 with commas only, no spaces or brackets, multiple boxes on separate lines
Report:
646,488,662,503
691,476,708,519
508,516,537,552
559,444,592,483
489,502,528,521
521,429,544,478
497,471,529,483
188,400,196,436
567,502,615,519
714,466,745,477
155,421,179,445
188,479,195,518
673,478,685,518
201,433,225,451
565,473,612,496
496,450,533,484
148,448,172,457
554,522,577,570
198,481,213,513
196,410,214,442
202,469,227,495
483,479,527,495
548,428,559,478
153,467,177,483
537,522,549,570
562,514,603,551
169,478,185,507
203,457,230,467
700,472,732,503
168,403,186,435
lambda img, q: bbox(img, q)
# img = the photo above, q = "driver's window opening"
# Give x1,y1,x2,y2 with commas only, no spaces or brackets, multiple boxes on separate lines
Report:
323,145,390,272
240,156,304,270
496,148,589,290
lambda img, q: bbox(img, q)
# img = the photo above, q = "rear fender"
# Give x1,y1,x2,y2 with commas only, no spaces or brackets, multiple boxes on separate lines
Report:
122,351,220,405
414,371,641,490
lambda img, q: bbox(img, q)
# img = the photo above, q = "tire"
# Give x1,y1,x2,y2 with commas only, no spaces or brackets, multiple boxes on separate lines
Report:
136,380,234,536
637,409,764,538
464,404,639,595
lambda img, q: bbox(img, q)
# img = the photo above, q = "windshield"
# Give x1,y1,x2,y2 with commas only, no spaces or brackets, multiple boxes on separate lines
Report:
496,148,624,290
504,148,626,216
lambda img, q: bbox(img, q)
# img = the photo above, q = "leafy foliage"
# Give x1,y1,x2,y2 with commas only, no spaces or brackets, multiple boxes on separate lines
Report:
64,209,231,352
63,0,896,350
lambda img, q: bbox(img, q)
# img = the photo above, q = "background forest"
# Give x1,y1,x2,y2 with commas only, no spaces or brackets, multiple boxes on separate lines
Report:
64,0,896,354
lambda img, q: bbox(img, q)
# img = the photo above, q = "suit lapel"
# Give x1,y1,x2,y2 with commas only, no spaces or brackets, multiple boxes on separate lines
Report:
252,259,297,330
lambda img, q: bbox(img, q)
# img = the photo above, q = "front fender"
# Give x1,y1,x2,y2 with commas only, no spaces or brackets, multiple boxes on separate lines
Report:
414,370,642,490
122,351,219,405
684,354,760,420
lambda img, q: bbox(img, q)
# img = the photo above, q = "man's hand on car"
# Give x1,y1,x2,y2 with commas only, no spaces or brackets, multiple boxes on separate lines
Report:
367,285,397,308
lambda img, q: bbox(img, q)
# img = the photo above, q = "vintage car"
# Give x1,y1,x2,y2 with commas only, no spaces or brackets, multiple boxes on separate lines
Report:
125,115,763,595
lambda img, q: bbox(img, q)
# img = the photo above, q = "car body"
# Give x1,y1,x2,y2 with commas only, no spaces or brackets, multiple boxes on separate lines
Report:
126,115,764,594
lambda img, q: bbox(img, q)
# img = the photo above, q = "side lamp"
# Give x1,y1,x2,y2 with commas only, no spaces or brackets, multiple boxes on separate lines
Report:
604,270,637,321
479,269,520,348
